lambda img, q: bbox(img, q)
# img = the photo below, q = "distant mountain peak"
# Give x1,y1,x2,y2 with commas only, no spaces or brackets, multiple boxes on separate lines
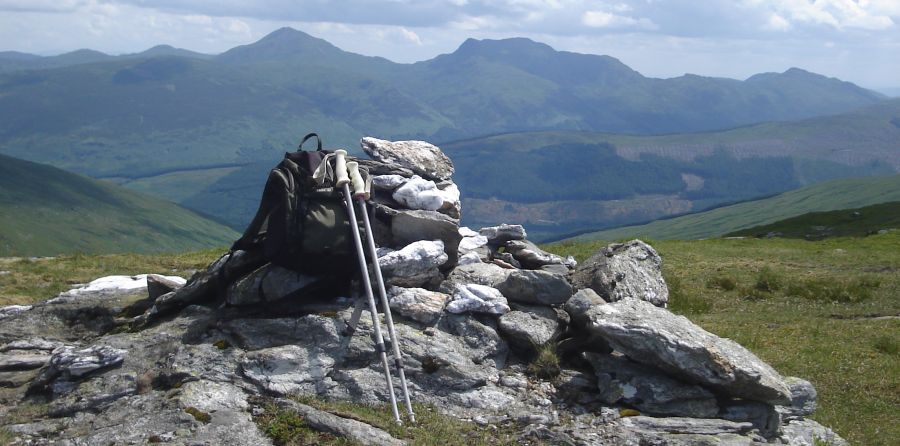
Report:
453,37,556,58
216,26,342,64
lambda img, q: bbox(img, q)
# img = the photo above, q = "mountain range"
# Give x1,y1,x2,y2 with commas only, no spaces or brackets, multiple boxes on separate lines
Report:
0,27,895,240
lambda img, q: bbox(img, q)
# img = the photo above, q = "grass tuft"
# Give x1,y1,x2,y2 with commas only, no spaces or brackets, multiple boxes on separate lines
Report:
754,266,783,293
872,335,898,355
667,275,713,315
0,429,15,446
184,406,212,423
254,397,522,446
527,344,561,380
785,277,879,303
706,275,737,291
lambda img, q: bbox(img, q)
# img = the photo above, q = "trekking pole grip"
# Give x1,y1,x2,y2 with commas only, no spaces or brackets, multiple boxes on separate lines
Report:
334,149,350,186
347,161,369,200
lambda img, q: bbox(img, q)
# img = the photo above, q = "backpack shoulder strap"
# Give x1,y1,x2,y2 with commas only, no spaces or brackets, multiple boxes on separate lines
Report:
231,165,291,251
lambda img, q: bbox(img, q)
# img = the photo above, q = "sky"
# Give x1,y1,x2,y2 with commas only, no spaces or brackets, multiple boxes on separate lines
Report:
1,0,898,91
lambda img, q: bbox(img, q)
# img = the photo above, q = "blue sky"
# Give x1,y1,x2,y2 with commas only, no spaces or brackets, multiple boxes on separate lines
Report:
1,0,898,90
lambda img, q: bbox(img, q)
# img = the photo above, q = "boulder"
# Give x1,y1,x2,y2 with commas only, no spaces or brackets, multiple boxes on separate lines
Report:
445,284,510,315
779,418,849,446
564,288,606,328
371,174,408,191
146,274,184,301
458,234,488,253
392,176,444,211
584,299,792,405
479,224,527,245
443,262,512,289
496,270,573,305
361,137,454,181
32,345,127,392
571,239,668,307
378,240,447,288
390,209,461,268
226,264,320,305
498,305,563,352
586,352,719,418
504,240,576,270
777,376,817,420
435,181,461,219
457,252,483,266
388,287,450,325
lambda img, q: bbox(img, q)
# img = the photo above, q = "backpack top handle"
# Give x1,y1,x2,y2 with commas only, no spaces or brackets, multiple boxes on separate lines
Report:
298,133,323,152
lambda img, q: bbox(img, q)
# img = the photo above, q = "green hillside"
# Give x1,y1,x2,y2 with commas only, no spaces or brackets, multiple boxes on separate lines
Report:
565,175,900,242
441,99,900,240
0,154,238,256
726,201,900,239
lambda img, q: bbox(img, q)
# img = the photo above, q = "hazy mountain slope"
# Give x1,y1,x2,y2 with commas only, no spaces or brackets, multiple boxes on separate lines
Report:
440,99,900,240
0,154,238,256
564,175,900,242
0,28,886,179
726,201,900,239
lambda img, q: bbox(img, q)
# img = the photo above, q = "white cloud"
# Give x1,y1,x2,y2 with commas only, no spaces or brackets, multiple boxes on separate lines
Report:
764,13,791,31
749,0,895,30
582,10,657,30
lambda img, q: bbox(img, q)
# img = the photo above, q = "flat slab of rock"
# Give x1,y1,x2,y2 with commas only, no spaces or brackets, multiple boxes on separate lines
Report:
496,270,573,305
586,352,719,418
479,224,526,245
498,306,562,351
504,240,575,270
361,137,454,181
378,240,447,288
571,239,668,307
620,415,754,435
388,287,450,325
390,209,461,268
584,299,791,404
0,352,51,370
446,283,510,315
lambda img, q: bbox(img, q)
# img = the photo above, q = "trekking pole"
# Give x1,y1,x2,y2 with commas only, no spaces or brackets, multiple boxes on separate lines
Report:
347,161,416,423
333,150,402,424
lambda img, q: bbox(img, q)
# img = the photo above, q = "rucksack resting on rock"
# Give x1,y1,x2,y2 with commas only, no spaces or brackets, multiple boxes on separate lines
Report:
232,132,358,276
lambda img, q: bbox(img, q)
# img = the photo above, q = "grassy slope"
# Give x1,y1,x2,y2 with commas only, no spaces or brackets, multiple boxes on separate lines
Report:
0,154,238,257
727,201,900,238
546,233,900,445
568,174,900,242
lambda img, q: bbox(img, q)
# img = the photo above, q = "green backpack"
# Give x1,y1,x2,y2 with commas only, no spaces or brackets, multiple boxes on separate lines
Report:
232,133,358,276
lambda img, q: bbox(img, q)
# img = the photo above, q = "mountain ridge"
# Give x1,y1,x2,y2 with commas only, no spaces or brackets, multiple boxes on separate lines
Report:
0,153,238,256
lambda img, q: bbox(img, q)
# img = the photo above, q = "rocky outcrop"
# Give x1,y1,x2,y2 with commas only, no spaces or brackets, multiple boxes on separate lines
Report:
571,239,669,307
583,298,792,405
361,137,454,181
0,137,845,446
